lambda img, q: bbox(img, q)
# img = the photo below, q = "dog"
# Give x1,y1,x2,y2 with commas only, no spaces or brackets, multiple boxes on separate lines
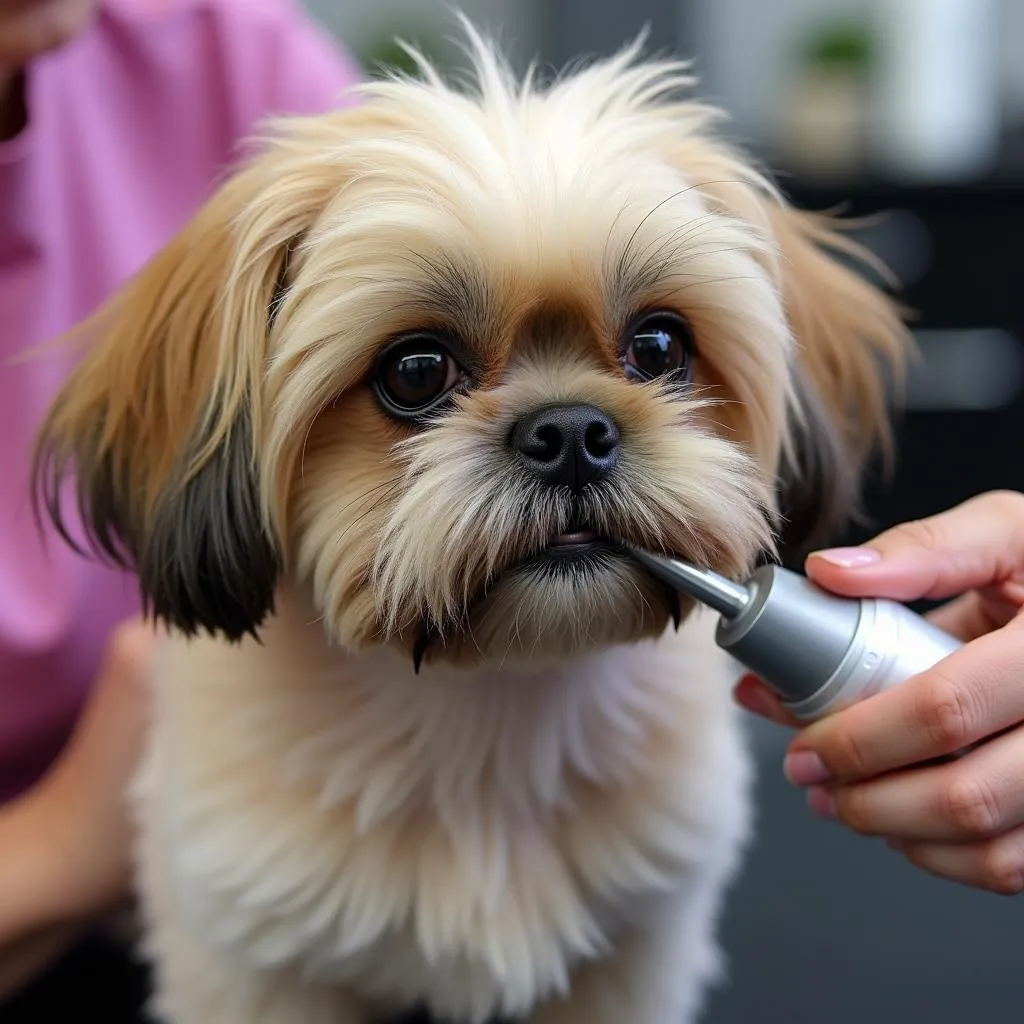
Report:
32,20,909,1024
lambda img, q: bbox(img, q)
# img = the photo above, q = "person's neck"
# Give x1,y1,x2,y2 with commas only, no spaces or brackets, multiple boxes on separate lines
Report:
0,67,27,143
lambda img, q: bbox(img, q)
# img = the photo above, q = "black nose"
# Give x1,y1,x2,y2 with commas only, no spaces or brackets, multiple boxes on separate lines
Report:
510,403,621,492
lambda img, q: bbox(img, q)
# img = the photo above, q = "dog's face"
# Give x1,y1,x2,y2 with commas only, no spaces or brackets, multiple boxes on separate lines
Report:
34,28,908,669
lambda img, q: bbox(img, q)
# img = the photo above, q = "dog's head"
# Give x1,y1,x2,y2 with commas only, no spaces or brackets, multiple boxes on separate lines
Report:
34,25,909,669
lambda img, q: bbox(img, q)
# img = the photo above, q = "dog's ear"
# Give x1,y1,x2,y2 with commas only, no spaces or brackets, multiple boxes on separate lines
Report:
33,122,341,640
669,134,911,557
773,360,863,560
763,204,910,558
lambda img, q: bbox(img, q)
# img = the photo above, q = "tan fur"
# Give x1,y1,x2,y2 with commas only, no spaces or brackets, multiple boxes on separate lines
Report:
36,147,319,528
33,20,909,1024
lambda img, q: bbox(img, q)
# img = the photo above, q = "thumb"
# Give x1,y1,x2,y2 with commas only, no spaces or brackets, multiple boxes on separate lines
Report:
804,491,1024,604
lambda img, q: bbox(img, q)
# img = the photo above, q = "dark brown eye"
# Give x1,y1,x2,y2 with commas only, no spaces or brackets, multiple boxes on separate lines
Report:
622,311,694,383
374,334,464,418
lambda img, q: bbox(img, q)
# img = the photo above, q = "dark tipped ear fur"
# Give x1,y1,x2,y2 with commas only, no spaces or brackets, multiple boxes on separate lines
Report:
36,400,279,643
137,406,279,641
28,125,336,642
774,366,865,564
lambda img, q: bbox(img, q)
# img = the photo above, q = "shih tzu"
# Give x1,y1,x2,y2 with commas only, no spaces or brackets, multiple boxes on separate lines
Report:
33,20,909,1024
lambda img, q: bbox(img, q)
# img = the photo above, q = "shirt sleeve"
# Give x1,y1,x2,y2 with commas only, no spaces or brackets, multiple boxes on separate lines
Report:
206,0,364,140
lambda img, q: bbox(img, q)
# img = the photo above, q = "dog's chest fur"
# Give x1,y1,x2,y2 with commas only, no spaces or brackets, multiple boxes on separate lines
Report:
133,592,751,1022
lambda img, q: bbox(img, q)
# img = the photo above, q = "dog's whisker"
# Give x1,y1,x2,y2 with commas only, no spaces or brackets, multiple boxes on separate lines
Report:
616,179,752,274
624,210,722,269
328,485,402,548
334,477,402,519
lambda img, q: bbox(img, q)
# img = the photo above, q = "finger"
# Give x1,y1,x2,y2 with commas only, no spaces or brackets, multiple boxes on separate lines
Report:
926,586,1024,642
925,592,994,641
804,490,1024,603
732,675,801,728
894,825,1024,895
785,616,1024,782
813,723,1024,842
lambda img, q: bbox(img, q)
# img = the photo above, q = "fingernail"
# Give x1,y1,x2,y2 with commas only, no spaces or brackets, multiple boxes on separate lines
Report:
809,547,882,569
783,750,832,786
806,786,837,820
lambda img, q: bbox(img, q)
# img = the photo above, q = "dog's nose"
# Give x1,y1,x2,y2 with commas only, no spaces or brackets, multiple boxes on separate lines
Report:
510,403,621,491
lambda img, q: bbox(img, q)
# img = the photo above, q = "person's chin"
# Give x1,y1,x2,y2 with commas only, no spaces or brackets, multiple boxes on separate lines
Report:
1,0,100,66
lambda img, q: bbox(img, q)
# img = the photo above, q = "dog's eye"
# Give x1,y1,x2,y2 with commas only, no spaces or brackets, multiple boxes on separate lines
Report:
622,312,693,383
374,334,464,418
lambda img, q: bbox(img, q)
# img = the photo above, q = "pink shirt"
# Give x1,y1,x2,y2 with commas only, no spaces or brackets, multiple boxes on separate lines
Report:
0,0,360,802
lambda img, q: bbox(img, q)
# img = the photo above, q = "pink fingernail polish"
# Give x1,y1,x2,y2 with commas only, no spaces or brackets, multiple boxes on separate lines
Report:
809,547,882,569
807,786,837,820
783,750,832,786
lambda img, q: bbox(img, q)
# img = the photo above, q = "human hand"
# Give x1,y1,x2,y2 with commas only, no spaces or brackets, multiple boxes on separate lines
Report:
20,617,159,926
735,490,1024,894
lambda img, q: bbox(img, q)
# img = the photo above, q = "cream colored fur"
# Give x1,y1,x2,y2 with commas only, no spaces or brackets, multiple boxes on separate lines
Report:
133,590,748,1024
33,18,909,1024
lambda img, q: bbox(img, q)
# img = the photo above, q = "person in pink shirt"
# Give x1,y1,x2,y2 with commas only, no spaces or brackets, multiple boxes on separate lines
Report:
0,0,359,1016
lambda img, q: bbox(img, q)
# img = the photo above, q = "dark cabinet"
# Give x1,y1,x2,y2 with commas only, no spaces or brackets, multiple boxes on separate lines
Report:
783,180,1024,545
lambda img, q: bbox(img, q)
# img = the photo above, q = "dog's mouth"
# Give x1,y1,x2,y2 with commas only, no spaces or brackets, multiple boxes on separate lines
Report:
542,527,607,558
410,521,682,671
548,529,598,548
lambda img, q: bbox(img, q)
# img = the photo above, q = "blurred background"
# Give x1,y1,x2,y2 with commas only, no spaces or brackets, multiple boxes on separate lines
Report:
304,1,1024,1021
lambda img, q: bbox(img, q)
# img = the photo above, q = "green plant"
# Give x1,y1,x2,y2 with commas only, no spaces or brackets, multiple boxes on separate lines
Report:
800,21,873,71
